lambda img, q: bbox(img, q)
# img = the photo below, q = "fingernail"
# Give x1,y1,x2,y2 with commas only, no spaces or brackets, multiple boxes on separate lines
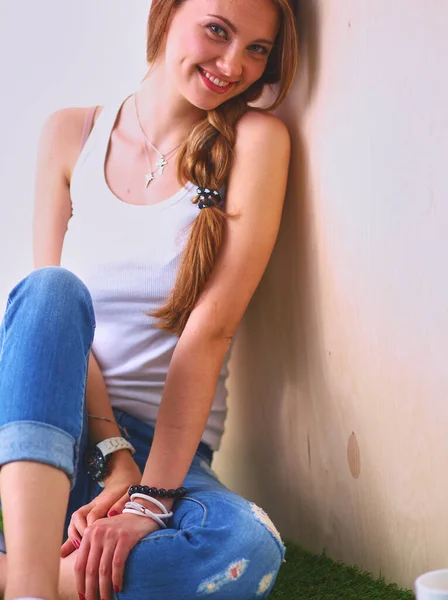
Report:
74,539,80,549
109,510,120,517
78,594,85,600
114,585,120,593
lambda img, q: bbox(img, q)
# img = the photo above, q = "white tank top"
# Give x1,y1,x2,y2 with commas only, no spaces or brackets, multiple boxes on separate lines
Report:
61,93,232,451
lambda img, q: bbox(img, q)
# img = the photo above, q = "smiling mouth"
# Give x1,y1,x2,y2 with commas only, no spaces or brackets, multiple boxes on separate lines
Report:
198,67,237,89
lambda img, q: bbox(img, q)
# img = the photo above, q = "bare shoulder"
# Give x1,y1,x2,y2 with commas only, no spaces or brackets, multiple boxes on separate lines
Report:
227,110,291,198
39,106,104,180
223,110,291,217
234,110,291,152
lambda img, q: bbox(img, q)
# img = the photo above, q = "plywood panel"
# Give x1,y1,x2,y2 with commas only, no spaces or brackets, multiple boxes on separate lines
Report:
214,0,448,589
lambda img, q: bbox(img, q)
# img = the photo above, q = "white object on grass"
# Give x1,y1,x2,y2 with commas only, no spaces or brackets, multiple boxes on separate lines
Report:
415,569,448,600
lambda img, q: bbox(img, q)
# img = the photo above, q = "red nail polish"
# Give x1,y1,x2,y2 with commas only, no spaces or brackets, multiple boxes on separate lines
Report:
78,594,85,600
114,585,120,593
74,539,80,549
109,510,119,517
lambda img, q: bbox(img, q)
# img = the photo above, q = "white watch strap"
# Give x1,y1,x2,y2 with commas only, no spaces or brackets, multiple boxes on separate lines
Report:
97,436,135,458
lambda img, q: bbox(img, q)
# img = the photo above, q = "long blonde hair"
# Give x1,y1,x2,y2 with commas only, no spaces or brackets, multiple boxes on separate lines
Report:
147,0,299,337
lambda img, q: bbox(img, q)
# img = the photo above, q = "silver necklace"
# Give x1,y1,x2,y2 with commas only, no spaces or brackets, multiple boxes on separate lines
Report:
141,138,179,188
134,93,182,188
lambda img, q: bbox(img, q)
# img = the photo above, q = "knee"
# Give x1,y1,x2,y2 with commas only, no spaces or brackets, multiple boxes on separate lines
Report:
229,499,285,566
216,497,286,563
245,501,286,563
197,498,286,598
9,267,95,324
25,266,91,303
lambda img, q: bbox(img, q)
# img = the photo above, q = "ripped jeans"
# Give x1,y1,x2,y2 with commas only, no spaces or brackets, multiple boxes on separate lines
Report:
0,267,286,599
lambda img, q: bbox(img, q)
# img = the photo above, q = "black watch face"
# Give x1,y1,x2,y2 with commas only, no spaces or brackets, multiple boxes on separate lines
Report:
85,446,109,482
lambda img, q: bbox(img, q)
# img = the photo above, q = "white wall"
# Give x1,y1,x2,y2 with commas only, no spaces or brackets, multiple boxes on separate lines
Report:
0,0,149,308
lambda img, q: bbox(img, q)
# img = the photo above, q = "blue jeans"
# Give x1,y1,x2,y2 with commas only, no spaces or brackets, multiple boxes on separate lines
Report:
0,267,286,599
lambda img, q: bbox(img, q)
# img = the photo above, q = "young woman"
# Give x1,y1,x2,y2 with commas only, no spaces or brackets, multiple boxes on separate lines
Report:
0,1,299,599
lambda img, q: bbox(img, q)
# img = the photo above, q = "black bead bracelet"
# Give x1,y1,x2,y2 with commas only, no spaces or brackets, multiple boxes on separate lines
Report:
128,485,187,500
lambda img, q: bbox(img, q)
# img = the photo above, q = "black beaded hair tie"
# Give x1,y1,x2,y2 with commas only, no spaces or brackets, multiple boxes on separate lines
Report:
128,484,188,500
196,187,223,210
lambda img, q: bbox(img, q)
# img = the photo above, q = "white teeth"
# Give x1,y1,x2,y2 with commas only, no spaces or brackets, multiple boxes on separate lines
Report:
202,69,231,88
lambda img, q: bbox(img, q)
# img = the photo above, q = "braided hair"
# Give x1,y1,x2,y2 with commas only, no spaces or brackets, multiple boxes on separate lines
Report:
146,0,299,336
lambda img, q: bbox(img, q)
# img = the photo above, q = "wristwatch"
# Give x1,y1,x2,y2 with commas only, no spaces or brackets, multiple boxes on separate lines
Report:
85,437,136,486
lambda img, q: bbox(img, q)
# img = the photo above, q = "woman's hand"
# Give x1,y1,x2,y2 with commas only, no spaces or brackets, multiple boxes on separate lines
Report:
61,451,142,558
75,512,160,600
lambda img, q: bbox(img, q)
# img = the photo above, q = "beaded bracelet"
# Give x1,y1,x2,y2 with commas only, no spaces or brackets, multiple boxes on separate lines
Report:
128,485,187,499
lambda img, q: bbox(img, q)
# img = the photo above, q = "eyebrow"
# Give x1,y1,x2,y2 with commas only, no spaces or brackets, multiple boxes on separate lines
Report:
206,14,275,46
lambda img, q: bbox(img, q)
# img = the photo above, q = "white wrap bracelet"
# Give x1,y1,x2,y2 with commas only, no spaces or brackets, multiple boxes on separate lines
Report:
122,493,174,529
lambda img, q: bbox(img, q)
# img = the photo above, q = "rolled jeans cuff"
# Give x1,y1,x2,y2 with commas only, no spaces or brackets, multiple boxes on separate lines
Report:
0,421,77,487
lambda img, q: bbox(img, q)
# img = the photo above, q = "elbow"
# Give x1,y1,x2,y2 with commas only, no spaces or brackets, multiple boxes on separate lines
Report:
183,302,239,350
203,328,234,351
182,319,235,353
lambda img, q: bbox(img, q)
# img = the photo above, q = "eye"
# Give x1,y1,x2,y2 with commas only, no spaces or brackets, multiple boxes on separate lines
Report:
207,24,228,39
249,44,269,56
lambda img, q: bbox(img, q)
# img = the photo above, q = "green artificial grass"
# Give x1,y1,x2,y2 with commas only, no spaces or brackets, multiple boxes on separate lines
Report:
0,511,415,599
269,541,415,600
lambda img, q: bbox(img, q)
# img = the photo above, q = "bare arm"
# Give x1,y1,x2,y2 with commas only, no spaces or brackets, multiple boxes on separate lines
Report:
140,111,291,508
32,108,132,473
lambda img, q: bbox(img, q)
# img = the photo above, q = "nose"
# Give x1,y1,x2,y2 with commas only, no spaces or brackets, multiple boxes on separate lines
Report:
215,46,244,80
